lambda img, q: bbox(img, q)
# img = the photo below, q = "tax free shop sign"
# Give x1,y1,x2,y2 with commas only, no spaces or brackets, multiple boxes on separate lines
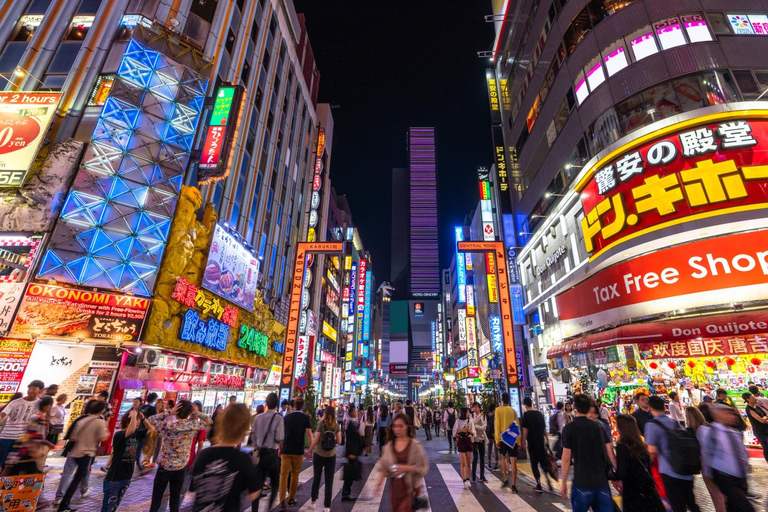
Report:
557,229,768,337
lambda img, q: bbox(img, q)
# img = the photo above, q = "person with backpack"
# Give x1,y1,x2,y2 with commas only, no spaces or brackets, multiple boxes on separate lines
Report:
443,401,457,453
308,405,341,512
645,395,701,512
341,404,364,502
495,392,520,493
700,404,754,512
250,392,284,512
486,403,498,470
687,406,726,512
559,394,615,512
422,405,432,441
433,408,441,437
614,413,665,512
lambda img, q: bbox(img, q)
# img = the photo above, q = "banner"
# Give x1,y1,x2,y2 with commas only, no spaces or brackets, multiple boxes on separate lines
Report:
0,92,62,186
577,114,768,260
11,283,149,341
0,283,26,334
202,224,259,311
0,474,44,511
557,229,768,337
20,342,95,390
0,339,34,403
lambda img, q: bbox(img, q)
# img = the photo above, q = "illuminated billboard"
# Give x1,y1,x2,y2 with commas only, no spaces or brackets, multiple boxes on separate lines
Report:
201,224,259,311
198,85,245,184
577,113,768,260
0,92,62,187
363,270,372,340
455,227,466,303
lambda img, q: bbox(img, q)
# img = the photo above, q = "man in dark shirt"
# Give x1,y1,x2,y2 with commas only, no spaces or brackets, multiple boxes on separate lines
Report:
560,394,615,512
631,392,653,434
101,410,153,512
404,399,415,426
278,397,312,510
521,397,549,492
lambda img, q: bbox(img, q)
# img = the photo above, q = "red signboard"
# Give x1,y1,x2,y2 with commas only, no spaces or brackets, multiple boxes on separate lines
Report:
577,113,768,260
12,283,149,341
637,337,768,359
200,126,225,169
0,339,34,402
557,229,768,324
547,310,768,358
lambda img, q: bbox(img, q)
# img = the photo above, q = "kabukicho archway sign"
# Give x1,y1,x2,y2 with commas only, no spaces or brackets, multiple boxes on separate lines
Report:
281,242,344,401
457,240,520,388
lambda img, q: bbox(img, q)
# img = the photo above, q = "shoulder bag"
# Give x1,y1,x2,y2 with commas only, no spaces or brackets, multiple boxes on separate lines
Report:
252,414,278,467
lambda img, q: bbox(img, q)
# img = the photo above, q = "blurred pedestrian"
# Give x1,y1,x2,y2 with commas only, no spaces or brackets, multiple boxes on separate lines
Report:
433,407,441,437
588,403,612,439
687,406,726,512
3,395,54,476
377,405,392,455
487,403,498,469
471,401,487,483
0,380,44,469
308,406,341,512
443,401,457,453
669,392,685,427
455,407,474,488
48,394,67,445
373,413,429,512
341,404,363,502
278,397,311,509
631,392,653,434
521,397,550,492
250,392,284,512
422,404,432,441
363,406,375,455
496,392,520,492
614,414,664,512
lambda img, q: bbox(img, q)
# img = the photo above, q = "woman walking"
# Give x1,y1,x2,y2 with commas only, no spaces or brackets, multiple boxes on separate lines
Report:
308,405,341,512
364,406,375,456
342,404,364,502
471,402,487,483
3,396,55,475
377,405,392,455
687,406,726,512
614,414,664,512
374,413,429,512
454,407,475,488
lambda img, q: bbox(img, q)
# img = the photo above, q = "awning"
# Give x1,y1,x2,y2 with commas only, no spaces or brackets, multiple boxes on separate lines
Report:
547,310,768,358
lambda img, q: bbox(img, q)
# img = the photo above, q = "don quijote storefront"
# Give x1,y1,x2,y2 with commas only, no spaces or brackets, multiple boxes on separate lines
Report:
518,108,768,453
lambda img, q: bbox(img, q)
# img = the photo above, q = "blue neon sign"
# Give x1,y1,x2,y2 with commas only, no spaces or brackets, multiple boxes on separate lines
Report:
363,270,372,340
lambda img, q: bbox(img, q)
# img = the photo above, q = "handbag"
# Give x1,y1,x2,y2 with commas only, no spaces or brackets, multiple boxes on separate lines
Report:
412,483,429,510
545,445,558,480
252,414,278,467
603,441,618,481
343,458,362,481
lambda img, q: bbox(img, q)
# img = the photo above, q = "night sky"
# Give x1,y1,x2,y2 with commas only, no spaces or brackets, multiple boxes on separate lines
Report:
294,1,494,282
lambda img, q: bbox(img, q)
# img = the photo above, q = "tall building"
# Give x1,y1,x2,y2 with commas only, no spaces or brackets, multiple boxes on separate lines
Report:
0,0,326,433
407,127,440,297
489,0,768,418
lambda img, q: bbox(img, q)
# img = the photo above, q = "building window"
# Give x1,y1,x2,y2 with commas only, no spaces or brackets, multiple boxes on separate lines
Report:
65,15,94,41
682,14,713,42
574,71,589,105
76,0,102,14
585,57,606,91
10,15,43,42
225,29,236,54
653,17,686,50
602,40,627,77
706,13,731,34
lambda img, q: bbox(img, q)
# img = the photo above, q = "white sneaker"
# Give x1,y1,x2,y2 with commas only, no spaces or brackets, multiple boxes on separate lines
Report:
324,508,330,512
464,479,471,489
308,501,316,510
79,489,91,498
52,499,61,506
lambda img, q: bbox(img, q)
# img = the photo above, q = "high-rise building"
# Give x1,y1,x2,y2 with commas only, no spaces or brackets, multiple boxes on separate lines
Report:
489,0,768,413
0,0,326,431
407,127,440,297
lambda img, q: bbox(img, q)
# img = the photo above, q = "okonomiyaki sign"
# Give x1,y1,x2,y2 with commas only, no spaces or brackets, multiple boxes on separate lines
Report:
11,283,149,341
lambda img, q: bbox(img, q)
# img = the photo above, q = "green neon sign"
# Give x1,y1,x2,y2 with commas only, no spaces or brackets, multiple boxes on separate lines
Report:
210,87,236,126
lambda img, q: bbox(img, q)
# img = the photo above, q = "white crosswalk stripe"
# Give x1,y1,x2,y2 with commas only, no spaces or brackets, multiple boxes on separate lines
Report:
298,468,344,510
437,463,485,510
485,467,538,511
351,464,384,512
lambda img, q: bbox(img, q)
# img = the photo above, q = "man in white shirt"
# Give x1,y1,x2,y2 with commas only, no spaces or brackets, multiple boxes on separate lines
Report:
0,380,44,469
668,391,685,427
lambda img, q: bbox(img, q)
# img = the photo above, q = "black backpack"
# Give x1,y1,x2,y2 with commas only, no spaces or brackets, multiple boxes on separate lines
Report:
549,411,560,435
447,410,456,429
650,419,701,475
424,410,432,424
321,426,336,451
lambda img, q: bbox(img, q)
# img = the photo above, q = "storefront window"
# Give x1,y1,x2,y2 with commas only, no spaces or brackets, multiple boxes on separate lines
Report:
748,14,768,34
682,14,713,43
65,15,94,41
701,70,739,105
0,43,27,74
615,92,655,136
733,70,761,100
706,13,731,34
602,40,628,76
87,74,115,106
627,25,658,62
654,17,686,50
586,108,620,156
564,8,592,56
574,71,588,105
672,75,708,111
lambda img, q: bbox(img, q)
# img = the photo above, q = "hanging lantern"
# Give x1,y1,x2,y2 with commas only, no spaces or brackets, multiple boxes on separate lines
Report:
668,362,677,370
649,362,658,369
687,360,696,369
725,357,736,366
705,360,716,369
751,357,762,366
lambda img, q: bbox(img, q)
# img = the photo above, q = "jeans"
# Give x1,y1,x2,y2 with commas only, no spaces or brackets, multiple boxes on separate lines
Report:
311,453,335,508
570,485,614,512
488,438,498,466
528,448,549,486
56,455,90,499
135,435,148,470
661,474,701,512
279,454,304,503
472,441,485,479
424,423,432,440
755,433,768,463
149,466,186,512
0,438,15,468
101,479,131,512
253,449,280,511
58,455,91,511
712,470,754,512
435,422,440,436
447,429,454,450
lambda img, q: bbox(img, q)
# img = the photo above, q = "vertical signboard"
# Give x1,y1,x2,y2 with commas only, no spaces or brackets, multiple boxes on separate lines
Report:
455,227,466,303
486,252,498,303
198,85,245,184
457,308,467,351
466,316,479,377
466,284,476,316
458,241,519,387
363,270,372,340
485,68,502,125
280,243,343,399
492,125,513,214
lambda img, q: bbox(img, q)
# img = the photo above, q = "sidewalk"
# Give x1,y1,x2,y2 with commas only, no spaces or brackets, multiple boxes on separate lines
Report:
515,457,768,512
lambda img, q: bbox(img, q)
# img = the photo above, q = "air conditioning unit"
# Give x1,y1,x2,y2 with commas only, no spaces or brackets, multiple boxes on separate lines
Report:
137,349,159,366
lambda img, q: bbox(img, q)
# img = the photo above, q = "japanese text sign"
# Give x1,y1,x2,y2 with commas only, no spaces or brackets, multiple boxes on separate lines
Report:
11,283,149,341
198,85,244,184
638,336,768,359
577,114,768,260
0,339,34,402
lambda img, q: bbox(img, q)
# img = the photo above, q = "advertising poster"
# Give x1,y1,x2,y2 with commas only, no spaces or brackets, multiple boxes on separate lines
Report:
0,339,34,403
0,92,62,187
20,343,94,391
11,283,149,341
75,375,97,396
0,474,44,511
0,283,26,334
202,224,259,312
